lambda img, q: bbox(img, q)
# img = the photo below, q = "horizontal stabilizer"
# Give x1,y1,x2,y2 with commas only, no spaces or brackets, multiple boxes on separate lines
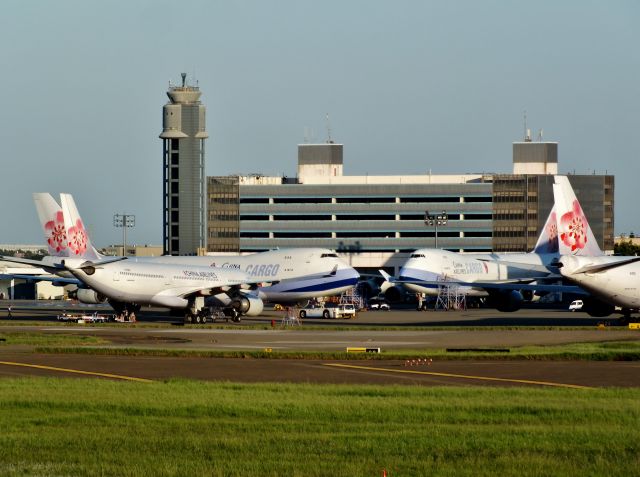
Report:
569,256,640,274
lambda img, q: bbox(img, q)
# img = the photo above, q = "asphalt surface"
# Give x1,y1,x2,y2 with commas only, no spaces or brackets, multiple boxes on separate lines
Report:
0,301,639,387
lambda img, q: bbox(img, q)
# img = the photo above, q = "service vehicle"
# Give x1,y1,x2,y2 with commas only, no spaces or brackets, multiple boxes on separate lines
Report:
298,303,356,319
568,300,584,311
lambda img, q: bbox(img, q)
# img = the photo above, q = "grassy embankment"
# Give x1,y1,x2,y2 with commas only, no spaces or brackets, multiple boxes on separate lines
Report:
31,339,640,361
0,379,638,476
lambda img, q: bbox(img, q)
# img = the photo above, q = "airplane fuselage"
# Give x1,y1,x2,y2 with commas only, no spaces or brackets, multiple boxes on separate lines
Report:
560,255,640,309
399,249,558,296
68,260,248,309
146,248,360,302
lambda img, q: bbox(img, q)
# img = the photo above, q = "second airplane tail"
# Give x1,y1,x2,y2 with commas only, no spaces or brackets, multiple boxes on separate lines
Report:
532,205,559,254
552,176,603,256
34,193,71,257
59,193,101,261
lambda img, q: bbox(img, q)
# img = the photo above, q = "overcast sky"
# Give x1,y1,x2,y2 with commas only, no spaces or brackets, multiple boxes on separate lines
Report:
1,0,638,247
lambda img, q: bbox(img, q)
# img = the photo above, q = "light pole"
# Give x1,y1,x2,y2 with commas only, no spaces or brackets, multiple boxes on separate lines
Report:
113,214,136,256
424,210,448,248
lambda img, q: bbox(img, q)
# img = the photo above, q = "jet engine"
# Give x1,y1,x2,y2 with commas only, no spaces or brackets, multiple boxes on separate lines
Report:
383,285,405,304
487,290,524,312
230,294,264,317
76,289,108,304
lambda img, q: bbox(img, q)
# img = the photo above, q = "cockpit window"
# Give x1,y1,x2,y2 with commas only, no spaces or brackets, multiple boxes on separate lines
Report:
321,253,338,258
410,254,425,258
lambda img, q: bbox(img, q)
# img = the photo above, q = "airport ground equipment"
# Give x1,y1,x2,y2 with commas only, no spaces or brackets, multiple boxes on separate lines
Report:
298,303,356,319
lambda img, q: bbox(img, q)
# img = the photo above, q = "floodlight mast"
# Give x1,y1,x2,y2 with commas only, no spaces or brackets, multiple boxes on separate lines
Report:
424,210,448,248
113,213,136,256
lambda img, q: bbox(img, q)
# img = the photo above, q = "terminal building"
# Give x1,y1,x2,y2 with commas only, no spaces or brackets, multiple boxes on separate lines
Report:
206,137,614,274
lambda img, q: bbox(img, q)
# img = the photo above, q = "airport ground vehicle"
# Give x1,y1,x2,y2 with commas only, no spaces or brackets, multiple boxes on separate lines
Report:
569,300,584,311
369,302,390,311
57,312,113,323
298,303,356,319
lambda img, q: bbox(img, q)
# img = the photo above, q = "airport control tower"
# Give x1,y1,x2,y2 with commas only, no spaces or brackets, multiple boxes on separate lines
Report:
159,73,208,255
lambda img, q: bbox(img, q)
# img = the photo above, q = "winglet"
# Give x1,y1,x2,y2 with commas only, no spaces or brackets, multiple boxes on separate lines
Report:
553,176,603,256
323,264,338,277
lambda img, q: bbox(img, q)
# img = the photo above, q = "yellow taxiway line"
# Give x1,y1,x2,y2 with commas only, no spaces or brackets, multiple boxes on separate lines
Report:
0,360,153,383
324,363,593,389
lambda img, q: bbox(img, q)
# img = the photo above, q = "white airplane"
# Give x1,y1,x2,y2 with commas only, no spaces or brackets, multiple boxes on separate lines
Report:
388,205,573,311
7,193,360,320
5,195,258,322
554,175,640,319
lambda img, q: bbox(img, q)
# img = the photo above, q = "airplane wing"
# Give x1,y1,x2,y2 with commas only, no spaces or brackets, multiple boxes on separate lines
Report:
475,258,558,274
1,255,61,271
389,277,587,295
565,256,640,274
0,274,82,286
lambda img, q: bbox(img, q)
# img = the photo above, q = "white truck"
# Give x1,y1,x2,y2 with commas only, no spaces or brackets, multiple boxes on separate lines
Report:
298,304,357,319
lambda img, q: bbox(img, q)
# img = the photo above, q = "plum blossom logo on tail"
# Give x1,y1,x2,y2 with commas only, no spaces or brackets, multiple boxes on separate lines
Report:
67,219,88,256
560,200,588,253
546,213,559,253
45,211,67,254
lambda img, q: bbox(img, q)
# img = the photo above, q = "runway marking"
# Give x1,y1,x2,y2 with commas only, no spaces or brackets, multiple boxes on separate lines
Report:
323,363,593,389
0,361,153,383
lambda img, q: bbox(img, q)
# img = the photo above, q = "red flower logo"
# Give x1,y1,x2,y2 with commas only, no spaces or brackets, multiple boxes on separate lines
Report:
545,213,559,253
559,200,588,252
67,219,88,256
45,211,67,253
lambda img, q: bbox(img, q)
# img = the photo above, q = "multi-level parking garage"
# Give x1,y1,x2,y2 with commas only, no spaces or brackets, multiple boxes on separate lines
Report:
207,141,614,274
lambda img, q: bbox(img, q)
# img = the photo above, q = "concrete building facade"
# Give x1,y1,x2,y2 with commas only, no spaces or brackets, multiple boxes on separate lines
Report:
206,140,614,274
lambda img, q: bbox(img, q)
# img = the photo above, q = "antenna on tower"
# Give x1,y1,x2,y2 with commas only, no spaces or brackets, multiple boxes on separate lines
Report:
325,113,333,143
523,110,527,141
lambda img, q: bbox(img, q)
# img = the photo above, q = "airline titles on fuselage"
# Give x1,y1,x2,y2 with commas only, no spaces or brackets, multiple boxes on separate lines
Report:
180,270,219,280
452,261,488,275
211,262,281,277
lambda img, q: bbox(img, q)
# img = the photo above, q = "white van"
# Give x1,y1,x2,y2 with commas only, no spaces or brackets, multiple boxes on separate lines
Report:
569,300,583,311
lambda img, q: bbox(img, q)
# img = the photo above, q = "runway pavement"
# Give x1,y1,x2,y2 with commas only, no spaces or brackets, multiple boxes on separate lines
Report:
0,352,638,388
1,302,639,387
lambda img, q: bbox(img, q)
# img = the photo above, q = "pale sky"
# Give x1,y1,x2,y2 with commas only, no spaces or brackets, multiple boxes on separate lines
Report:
1,0,638,246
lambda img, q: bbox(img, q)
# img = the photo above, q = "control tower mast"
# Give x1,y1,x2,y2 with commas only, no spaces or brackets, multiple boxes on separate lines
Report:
159,73,208,255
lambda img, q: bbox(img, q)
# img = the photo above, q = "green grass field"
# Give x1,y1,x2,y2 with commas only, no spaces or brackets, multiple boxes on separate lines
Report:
33,339,640,361
0,379,638,476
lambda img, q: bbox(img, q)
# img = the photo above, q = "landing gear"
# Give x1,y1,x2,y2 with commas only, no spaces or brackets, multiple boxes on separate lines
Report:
618,310,632,326
109,300,140,322
227,308,241,323
184,306,228,325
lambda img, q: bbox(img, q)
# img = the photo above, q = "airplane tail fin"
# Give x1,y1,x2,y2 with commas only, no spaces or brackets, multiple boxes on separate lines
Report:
552,176,602,256
532,205,559,254
34,193,70,257
59,193,101,261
